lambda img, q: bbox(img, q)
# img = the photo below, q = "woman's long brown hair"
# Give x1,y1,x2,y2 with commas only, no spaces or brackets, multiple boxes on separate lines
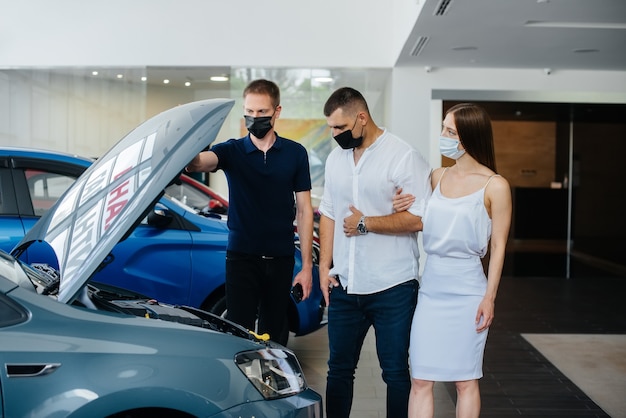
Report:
447,103,497,172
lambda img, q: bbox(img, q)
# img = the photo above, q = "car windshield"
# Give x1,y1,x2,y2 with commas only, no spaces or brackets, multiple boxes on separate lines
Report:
160,194,197,214
164,183,227,219
165,182,213,213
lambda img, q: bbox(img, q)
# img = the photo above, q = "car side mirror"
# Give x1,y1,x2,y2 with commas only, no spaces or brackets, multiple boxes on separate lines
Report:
147,207,174,228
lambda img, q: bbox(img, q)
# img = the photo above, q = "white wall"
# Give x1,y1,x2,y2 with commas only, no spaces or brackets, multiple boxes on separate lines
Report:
0,70,147,157
388,67,626,168
0,0,414,68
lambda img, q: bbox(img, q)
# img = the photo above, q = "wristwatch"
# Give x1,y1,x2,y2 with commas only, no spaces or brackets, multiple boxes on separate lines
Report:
357,216,368,235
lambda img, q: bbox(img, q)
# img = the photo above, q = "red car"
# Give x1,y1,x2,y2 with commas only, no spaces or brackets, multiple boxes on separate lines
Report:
165,174,228,216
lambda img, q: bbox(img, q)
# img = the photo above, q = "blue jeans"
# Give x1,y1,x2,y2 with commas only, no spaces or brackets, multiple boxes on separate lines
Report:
326,280,419,418
225,251,294,345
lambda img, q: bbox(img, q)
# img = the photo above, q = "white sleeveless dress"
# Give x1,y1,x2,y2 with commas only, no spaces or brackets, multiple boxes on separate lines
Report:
409,170,497,381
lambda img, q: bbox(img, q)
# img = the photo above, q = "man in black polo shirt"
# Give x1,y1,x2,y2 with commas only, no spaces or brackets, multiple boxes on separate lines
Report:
186,79,314,345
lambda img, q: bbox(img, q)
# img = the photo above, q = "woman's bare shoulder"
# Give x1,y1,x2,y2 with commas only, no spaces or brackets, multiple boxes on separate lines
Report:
430,166,447,186
487,174,511,196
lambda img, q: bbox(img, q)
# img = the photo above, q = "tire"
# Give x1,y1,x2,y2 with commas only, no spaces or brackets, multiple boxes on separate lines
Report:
202,293,227,318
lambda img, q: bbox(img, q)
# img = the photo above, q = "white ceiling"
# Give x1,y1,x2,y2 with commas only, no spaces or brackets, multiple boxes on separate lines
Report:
4,0,624,92
140,0,626,88
397,0,626,71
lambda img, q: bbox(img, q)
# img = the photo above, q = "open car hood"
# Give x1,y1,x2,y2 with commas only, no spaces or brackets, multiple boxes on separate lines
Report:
14,99,234,304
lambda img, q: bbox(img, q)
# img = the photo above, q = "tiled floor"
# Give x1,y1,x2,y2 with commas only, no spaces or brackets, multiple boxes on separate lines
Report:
287,257,626,417
522,333,626,418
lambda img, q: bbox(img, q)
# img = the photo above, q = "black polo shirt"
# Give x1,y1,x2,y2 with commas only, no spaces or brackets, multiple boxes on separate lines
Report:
211,134,311,256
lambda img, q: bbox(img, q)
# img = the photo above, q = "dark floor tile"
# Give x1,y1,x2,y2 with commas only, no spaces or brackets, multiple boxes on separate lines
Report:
507,252,568,277
493,276,626,334
473,273,624,417
482,410,608,417
509,397,606,410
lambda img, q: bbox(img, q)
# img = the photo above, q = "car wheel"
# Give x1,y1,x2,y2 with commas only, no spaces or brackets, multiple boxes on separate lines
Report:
202,293,227,317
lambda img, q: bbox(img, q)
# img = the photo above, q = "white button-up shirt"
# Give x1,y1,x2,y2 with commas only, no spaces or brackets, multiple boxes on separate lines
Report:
319,129,431,294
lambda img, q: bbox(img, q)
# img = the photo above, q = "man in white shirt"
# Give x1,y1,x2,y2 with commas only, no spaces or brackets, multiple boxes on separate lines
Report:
318,87,431,418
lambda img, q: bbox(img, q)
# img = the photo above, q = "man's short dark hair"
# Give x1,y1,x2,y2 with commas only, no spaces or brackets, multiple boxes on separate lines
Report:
243,79,281,108
323,87,370,117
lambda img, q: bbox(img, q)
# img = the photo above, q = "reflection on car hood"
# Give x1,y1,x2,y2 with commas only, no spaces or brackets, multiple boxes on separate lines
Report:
15,99,234,304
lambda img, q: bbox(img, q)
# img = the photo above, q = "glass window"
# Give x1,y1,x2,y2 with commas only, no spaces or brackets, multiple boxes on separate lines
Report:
165,180,227,215
26,169,77,216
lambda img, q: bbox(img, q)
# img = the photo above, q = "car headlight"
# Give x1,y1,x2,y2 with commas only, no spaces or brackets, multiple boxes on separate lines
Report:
235,348,306,399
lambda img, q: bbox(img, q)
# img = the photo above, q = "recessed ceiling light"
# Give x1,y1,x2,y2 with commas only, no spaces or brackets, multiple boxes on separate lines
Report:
210,76,229,82
141,76,147,81
313,77,333,83
116,74,123,79
163,79,170,84
525,21,626,29
185,81,191,87
92,71,99,76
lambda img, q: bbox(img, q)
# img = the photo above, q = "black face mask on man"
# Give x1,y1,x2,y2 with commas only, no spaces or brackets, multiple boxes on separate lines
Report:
244,115,274,139
333,116,364,149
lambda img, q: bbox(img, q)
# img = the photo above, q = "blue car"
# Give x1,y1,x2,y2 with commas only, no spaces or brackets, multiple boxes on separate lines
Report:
0,98,322,417
0,117,325,340
0,113,326,336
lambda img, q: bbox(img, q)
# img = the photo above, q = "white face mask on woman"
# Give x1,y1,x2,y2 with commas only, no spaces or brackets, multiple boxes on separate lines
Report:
439,136,466,160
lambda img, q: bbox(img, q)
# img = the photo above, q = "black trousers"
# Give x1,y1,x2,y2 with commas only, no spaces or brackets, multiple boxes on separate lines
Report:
225,251,294,345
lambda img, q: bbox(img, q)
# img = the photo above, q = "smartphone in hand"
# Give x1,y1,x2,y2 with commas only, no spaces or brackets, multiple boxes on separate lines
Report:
291,283,303,303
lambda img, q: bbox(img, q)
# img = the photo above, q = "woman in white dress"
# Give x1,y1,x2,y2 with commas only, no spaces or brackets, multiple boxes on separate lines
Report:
394,103,512,418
